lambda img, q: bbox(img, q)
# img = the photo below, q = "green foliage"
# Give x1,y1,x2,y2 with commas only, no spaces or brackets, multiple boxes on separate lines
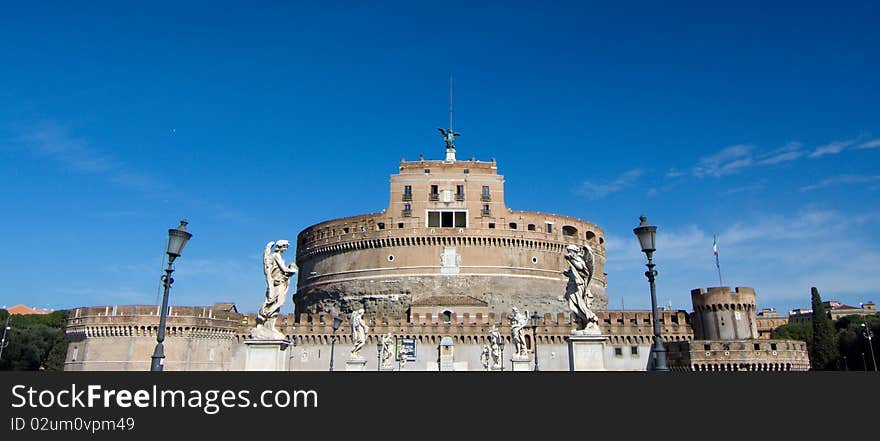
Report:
835,313,879,371
0,309,70,371
772,322,812,344
810,287,839,370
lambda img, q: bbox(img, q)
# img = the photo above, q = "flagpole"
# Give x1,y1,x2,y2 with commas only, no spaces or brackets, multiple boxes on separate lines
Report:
714,234,723,287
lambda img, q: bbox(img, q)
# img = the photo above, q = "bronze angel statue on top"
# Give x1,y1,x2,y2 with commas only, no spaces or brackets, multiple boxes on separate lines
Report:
438,128,460,150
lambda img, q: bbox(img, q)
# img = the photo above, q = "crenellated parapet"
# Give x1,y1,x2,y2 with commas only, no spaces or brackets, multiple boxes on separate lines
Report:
66,304,243,341
666,339,810,371
690,287,759,340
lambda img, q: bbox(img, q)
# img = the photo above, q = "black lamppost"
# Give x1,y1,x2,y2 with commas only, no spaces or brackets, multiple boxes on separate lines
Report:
633,215,669,372
531,312,541,372
0,315,11,361
376,340,383,372
499,338,505,372
150,220,192,372
329,315,343,371
862,318,877,372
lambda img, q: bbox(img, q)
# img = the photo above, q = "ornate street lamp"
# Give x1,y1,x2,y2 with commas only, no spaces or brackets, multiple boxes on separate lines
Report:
499,338,505,372
531,311,541,372
329,315,343,371
150,220,192,372
862,319,876,372
633,215,669,372
0,315,11,361
376,340,383,372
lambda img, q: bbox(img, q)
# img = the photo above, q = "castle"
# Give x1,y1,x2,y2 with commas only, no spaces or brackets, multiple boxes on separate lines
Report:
62,134,809,372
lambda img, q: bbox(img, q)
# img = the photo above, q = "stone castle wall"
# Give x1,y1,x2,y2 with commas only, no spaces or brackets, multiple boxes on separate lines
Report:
666,339,810,371
691,287,758,340
63,305,693,371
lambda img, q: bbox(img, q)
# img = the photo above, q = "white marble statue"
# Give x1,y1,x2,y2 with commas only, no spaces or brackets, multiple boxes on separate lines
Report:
350,308,369,358
380,332,394,369
509,307,530,357
252,240,298,340
398,345,407,369
480,344,490,371
564,244,601,335
488,324,503,368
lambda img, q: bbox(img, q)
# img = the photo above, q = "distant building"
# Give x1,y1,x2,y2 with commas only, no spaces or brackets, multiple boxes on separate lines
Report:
788,300,876,324
755,308,788,339
5,304,51,315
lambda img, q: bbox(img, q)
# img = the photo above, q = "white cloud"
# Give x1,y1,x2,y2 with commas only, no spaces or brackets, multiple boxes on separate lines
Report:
17,123,167,193
857,139,880,150
602,208,880,311
692,144,754,177
808,139,857,158
800,175,880,191
576,169,644,199
757,142,804,165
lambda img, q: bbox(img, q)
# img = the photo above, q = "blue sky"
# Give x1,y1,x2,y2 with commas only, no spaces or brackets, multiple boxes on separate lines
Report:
1,1,878,315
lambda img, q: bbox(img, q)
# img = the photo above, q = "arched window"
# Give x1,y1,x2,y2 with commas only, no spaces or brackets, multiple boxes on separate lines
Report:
562,226,578,237
442,310,452,324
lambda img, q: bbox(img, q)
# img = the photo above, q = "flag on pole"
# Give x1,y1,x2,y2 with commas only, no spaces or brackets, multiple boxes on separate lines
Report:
714,235,723,287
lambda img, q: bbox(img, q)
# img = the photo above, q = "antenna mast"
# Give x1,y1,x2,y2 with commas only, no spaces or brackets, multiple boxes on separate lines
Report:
449,75,454,131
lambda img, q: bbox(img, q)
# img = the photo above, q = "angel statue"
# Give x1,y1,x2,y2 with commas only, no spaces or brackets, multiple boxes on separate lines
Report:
488,324,503,368
252,240,298,340
563,244,601,335
380,332,394,369
438,128,460,151
480,344,491,371
350,308,369,358
509,307,530,357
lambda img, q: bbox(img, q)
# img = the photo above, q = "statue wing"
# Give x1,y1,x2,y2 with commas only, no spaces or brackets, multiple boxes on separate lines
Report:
438,128,447,136
263,241,275,286
582,245,595,287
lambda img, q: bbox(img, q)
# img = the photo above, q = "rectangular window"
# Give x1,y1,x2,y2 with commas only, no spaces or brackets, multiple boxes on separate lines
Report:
456,185,464,200
427,211,468,228
631,346,639,356
488,222,495,229
614,347,623,357
441,211,454,227
397,222,404,229
546,223,553,233
404,185,412,195
428,211,441,227
482,204,490,216
454,212,466,227
482,186,489,197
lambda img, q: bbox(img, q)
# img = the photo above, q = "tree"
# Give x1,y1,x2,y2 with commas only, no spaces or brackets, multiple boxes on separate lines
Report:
810,287,839,370
772,322,812,344
0,309,69,371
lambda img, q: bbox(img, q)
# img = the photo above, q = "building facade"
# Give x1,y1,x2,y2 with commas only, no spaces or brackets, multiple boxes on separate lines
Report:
294,155,607,317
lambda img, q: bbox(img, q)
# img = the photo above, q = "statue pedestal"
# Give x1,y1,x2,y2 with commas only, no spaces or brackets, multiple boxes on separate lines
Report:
510,356,532,371
244,339,290,371
346,357,367,371
567,334,608,371
380,366,395,372
491,364,503,372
